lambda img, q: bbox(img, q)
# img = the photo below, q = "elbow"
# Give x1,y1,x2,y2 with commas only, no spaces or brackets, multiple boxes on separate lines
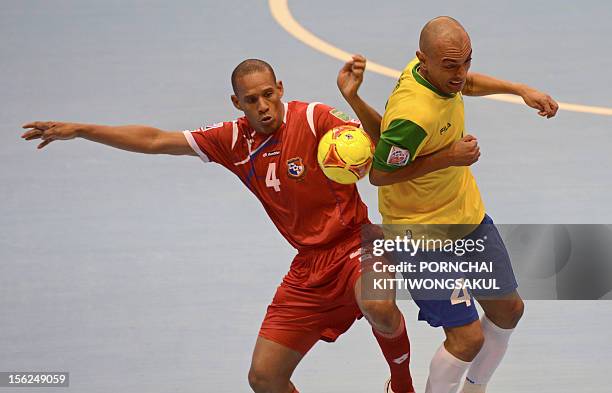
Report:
369,169,386,186
144,143,159,155
148,131,166,154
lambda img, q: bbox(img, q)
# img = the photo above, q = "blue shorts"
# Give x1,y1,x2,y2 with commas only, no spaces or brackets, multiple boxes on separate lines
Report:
398,214,518,328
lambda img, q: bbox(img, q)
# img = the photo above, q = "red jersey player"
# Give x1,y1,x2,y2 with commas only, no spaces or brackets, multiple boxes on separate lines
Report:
22,56,473,393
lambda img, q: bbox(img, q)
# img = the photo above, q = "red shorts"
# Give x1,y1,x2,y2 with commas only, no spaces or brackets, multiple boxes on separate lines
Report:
258,232,365,355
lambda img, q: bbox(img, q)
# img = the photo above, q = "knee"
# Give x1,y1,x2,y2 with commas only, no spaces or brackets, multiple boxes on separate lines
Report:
487,298,525,329
507,298,525,328
360,299,400,331
446,327,485,361
248,366,281,393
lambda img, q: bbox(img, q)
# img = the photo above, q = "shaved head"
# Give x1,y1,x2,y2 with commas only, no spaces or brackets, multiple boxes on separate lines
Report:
419,16,469,56
229,58,285,135
231,59,276,95
415,16,473,95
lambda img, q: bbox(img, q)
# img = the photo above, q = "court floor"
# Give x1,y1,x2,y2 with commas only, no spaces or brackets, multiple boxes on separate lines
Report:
1,1,611,392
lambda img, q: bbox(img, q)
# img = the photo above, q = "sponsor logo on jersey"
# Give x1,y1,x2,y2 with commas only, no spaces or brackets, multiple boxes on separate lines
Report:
263,150,281,158
386,145,410,166
287,157,306,179
329,108,350,122
439,122,452,135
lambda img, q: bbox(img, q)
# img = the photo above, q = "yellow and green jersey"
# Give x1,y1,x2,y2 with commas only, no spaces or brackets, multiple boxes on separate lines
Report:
373,57,485,228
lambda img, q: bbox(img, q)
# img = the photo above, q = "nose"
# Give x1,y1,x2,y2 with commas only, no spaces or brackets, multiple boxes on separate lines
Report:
257,97,269,114
456,63,469,80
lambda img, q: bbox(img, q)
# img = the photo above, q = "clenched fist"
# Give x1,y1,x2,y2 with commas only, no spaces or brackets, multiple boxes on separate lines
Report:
447,134,481,166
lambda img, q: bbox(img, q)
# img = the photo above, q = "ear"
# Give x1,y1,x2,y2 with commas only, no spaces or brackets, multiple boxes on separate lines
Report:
277,80,284,99
231,95,242,111
416,50,426,65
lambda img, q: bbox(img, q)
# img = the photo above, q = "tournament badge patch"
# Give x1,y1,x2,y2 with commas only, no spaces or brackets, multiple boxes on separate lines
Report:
387,145,410,167
287,157,306,179
329,108,350,122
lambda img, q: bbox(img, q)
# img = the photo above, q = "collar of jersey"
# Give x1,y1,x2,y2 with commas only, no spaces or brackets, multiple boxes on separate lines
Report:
412,63,456,99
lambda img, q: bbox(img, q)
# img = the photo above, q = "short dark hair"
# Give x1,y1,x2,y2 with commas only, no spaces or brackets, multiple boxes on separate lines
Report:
231,59,277,95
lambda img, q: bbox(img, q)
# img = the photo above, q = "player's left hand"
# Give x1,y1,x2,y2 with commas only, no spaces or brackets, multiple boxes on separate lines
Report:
520,87,559,118
337,54,367,100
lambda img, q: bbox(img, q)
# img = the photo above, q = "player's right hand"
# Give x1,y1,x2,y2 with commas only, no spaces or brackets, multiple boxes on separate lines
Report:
337,54,367,100
21,121,80,149
447,134,480,166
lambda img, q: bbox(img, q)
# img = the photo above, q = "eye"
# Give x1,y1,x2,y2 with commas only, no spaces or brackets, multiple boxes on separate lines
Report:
264,91,273,98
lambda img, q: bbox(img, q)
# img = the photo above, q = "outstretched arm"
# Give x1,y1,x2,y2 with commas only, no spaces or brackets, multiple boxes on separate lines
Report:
463,73,559,118
21,121,195,155
369,135,480,186
337,54,382,144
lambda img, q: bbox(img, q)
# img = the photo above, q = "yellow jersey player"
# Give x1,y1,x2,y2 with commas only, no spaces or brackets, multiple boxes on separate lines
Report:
370,16,558,393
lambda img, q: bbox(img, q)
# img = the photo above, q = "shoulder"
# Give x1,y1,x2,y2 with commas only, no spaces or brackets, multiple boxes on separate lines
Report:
392,57,420,92
287,100,333,124
384,94,441,135
386,59,443,129
381,118,427,145
200,120,237,138
287,100,309,110
307,102,354,124
189,120,245,151
288,100,340,115
287,100,331,118
383,103,436,136
185,121,235,143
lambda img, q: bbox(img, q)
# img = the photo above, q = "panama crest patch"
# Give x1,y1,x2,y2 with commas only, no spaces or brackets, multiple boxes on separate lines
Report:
287,157,306,179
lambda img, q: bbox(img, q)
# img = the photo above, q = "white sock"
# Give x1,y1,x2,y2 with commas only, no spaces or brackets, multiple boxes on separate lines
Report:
425,344,472,393
462,316,514,392
461,381,486,393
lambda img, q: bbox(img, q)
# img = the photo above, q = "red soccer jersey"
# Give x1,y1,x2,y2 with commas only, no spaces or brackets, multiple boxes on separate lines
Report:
183,101,370,251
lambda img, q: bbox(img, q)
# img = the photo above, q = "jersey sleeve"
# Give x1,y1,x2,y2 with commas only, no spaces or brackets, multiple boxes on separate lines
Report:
182,122,234,168
372,119,428,172
309,103,361,139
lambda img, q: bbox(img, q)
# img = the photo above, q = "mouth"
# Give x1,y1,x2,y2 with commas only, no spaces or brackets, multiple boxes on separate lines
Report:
449,80,465,90
260,115,274,125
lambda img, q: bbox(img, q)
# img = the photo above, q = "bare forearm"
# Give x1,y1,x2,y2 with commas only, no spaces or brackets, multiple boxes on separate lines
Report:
463,72,558,118
370,150,451,186
343,94,382,144
22,120,194,154
77,123,165,154
463,72,525,97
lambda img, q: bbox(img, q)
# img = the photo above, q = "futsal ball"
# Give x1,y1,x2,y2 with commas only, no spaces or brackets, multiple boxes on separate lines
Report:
317,125,375,184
